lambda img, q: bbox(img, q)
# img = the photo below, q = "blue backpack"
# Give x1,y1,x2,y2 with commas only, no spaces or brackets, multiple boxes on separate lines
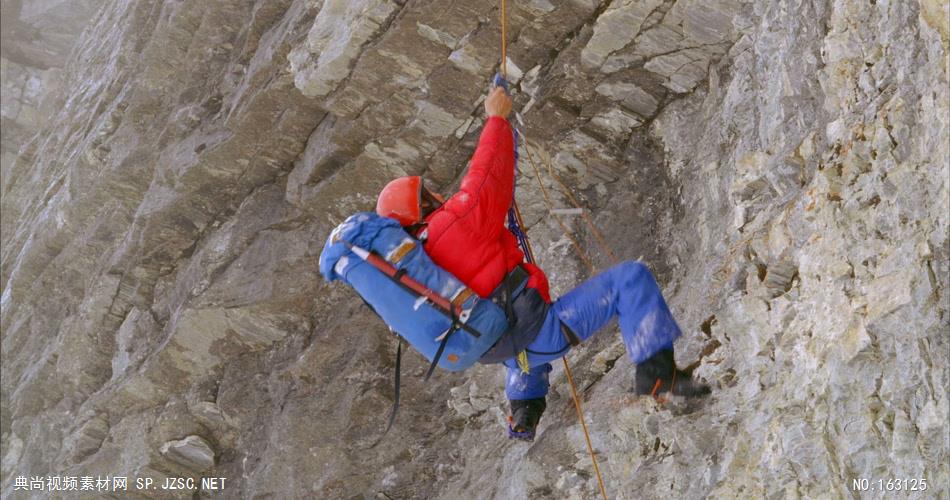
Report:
319,212,510,373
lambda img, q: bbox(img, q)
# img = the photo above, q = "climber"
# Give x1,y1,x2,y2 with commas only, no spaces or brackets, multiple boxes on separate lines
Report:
373,87,710,441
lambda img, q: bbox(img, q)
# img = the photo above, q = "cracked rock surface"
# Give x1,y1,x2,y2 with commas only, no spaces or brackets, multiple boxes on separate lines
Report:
1,0,948,498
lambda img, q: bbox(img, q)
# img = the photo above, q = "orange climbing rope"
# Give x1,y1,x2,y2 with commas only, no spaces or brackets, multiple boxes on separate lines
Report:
508,195,608,500
499,2,608,499
520,133,616,267
522,124,690,406
500,0,507,79
561,353,608,500
528,139,618,263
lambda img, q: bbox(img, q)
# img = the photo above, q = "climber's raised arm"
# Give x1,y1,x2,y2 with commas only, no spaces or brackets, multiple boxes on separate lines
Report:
446,87,515,239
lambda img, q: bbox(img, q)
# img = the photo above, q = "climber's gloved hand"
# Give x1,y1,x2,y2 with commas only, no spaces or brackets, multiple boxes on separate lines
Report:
485,87,512,119
507,397,546,441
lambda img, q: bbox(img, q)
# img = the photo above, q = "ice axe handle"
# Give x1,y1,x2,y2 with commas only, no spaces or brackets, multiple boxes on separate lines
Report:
492,73,509,93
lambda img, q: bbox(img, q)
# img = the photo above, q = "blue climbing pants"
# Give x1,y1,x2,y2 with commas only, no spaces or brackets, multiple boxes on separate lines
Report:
504,261,680,400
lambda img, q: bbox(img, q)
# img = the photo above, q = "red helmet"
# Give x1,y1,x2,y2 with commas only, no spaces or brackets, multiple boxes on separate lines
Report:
376,176,444,226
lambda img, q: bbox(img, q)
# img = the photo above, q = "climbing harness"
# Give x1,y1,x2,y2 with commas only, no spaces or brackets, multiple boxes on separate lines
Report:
477,265,550,364
497,1,609,498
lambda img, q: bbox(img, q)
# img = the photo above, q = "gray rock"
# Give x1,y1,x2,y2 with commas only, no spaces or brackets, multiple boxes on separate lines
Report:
594,81,659,117
290,0,402,98
160,435,216,472
66,417,110,463
581,0,664,69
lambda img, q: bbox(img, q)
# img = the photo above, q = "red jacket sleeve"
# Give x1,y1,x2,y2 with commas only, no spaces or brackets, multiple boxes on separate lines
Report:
441,116,514,240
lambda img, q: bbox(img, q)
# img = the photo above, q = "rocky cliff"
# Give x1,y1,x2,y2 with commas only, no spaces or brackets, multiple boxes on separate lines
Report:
1,0,948,498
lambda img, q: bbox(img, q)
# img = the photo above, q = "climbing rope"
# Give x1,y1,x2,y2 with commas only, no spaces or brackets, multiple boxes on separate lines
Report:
513,127,610,500
500,0,507,78
519,131,599,270
508,191,608,500
523,136,618,264
521,128,692,401
499,1,608,499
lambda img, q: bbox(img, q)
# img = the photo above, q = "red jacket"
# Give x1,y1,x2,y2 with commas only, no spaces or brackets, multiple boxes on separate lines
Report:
423,116,551,303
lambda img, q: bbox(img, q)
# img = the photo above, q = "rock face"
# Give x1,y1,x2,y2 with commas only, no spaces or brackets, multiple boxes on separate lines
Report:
1,0,947,498
0,0,100,195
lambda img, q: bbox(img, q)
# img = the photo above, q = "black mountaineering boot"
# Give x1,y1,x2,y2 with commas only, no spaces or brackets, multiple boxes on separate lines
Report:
635,349,711,399
507,398,546,441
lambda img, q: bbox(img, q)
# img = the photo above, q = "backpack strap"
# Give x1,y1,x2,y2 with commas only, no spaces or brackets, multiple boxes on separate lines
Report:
424,309,461,381
383,338,403,435
358,299,404,437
